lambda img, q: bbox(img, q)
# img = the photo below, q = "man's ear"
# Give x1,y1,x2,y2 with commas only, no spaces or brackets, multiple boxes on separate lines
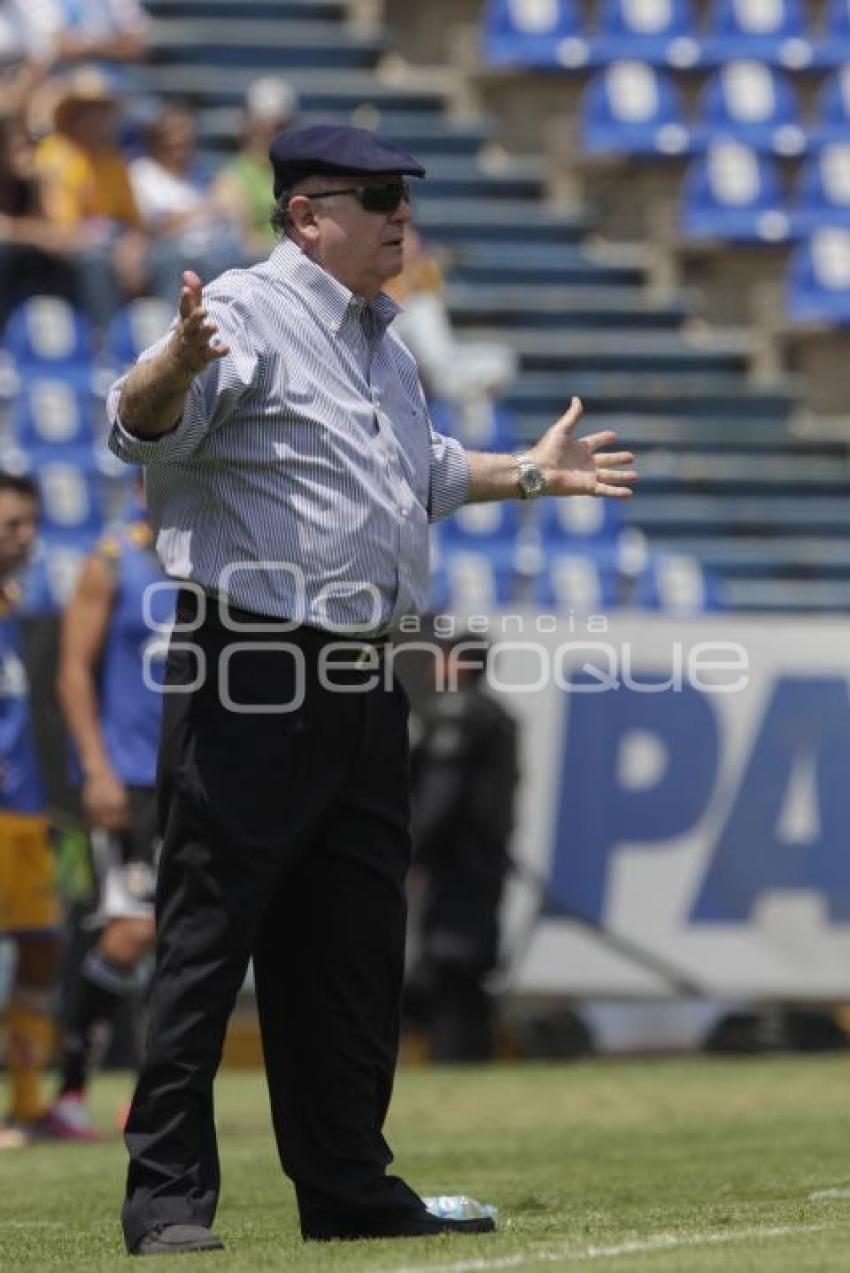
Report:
287,194,319,240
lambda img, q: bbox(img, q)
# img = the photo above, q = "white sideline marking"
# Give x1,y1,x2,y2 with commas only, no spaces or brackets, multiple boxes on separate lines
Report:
810,1188,850,1201
388,1221,836,1273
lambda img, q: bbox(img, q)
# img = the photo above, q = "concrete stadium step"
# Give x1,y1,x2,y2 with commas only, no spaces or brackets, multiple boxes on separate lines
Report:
448,245,647,288
513,415,839,452
146,0,346,19
414,202,589,244
195,107,493,156
651,537,850,576
720,578,850,612
446,285,685,329
149,19,384,68
410,159,544,202
506,374,796,419
461,328,750,374
124,66,448,113
623,495,850,535
637,454,850,492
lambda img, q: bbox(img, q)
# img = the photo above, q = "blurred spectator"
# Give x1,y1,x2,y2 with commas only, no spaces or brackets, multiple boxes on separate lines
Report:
211,76,299,260
0,471,63,1150
130,102,242,298
407,636,518,1062
34,65,149,324
54,0,149,67
0,0,61,117
0,113,75,323
386,225,517,406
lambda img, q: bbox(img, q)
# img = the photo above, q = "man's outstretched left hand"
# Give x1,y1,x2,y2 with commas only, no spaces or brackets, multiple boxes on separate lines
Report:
531,397,637,499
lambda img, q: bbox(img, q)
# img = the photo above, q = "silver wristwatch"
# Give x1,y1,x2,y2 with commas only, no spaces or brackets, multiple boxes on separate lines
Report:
514,452,547,500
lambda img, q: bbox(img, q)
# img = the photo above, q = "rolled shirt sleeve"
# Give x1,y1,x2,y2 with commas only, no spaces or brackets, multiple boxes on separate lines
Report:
427,426,470,522
107,292,261,466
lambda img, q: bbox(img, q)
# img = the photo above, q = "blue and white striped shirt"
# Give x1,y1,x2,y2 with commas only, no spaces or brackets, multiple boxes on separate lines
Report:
107,237,470,633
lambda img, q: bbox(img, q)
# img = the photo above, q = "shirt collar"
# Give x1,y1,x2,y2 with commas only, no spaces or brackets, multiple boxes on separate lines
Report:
268,237,400,336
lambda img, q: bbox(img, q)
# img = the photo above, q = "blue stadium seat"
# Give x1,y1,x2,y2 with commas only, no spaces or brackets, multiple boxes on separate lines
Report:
811,65,850,145
538,492,622,544
793,144,850,232
594,0,703,68
697,62,806,156
482,0,591,69
428,397,517,450
430,547,516,612
533,549,626,611
440,499,520,547
641,552,722,612
681,140,792,242
705,0,814,69
2,297,95,374
786,227,850,323
24,451,105,535
17,534,92,616
12,380,99,450
581,62,691,156
104,299,172,371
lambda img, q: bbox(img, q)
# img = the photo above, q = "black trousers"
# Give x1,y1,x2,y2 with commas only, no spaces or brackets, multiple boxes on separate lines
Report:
122,594,423,1250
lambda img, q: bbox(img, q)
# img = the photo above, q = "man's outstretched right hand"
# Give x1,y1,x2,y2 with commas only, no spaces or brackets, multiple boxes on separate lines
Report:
171,270,230,377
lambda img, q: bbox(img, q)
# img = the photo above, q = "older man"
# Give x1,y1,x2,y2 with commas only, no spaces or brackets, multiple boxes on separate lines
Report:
107,125,636,1256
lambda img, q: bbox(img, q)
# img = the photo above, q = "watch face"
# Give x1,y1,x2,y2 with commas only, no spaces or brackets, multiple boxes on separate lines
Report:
521,464,545,497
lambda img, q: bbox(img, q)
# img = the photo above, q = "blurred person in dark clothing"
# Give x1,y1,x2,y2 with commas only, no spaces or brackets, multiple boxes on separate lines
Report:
0,113,76,322
0,472,63,1150
409,635,518,1061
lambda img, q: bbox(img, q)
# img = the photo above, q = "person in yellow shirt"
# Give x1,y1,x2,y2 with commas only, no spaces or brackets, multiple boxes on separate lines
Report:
34,65,151,324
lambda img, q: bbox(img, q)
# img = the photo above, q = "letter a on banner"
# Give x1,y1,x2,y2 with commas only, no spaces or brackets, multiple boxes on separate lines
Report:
691,677,850,923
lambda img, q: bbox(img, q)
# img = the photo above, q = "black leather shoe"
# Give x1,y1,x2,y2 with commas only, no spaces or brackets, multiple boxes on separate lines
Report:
132,1224,225,1255
302,1210,496,1241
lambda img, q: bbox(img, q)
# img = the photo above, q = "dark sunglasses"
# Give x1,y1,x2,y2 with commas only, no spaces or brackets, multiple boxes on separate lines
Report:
300,179,411,214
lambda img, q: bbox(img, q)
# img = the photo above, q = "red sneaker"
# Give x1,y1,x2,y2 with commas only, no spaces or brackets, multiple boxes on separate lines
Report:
42,1092,103,1142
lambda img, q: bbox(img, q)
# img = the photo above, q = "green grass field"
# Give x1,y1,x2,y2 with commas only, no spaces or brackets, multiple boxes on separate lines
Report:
4,1057,850,1271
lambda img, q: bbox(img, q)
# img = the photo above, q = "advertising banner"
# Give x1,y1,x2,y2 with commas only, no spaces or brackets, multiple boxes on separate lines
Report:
489,612,850,999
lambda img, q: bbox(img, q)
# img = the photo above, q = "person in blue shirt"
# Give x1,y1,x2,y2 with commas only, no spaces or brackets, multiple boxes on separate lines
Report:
0,471,63,1150
45,487,170,1140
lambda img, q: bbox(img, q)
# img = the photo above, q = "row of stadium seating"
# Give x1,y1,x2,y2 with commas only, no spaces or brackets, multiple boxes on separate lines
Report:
0,295,171,379
17,528,719,619
581,61,850,156
430,541,721,612
484,0,850,70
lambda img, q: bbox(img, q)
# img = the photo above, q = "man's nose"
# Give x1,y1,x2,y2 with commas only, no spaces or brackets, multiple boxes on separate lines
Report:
391,198,412,225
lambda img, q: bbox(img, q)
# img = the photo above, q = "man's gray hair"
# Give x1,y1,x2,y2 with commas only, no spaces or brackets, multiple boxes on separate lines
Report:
270,199,292,237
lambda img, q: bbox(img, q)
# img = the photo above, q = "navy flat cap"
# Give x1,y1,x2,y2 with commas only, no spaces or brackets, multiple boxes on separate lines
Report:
270,124,426,199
